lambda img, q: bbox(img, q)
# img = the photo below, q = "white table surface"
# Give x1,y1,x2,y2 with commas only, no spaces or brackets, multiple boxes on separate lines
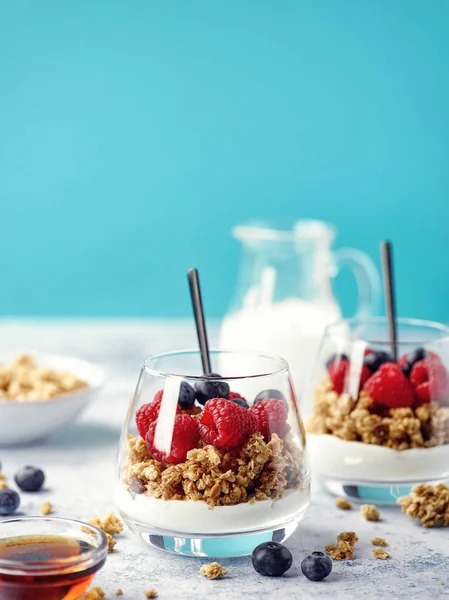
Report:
0,319,448,600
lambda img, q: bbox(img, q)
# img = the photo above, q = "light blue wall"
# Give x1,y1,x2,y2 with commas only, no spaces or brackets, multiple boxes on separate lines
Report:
0,0,448,319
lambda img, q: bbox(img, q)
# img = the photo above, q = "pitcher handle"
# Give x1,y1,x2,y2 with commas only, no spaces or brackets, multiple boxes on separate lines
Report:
334,248,381,317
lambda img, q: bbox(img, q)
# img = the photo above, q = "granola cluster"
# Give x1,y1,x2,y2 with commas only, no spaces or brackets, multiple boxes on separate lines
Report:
200,562,229,579
0,354,87,401
123,431,302,507
307,376,449,450
325,531,358,560
398,483,449,527
85,512,124,552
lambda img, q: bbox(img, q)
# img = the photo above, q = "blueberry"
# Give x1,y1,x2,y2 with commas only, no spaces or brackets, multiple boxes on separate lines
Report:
301,551,332,581
254,389,288,410
325,353,349,370
0,489,20,515
230,397,249,409
363,350,392,373
251,541,292,577
14,466,45,492
402,347,427,377
178,381,196,409
194,373,230,405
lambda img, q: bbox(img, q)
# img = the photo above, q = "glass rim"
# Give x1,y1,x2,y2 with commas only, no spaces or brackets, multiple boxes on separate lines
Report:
142,349,290,380
325,316,449,346
233,219,336,243
0,516,108,575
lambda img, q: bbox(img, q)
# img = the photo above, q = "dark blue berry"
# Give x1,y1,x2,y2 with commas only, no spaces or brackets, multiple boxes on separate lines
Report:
251,541,292,577
178,381,196,409
301,551,332,581
363,350,392,373
14,466,45,492
0,489,20,515
403,347,427,377
230,397,249,409
254,389,288,410
326,353,349,370
194,373,230,405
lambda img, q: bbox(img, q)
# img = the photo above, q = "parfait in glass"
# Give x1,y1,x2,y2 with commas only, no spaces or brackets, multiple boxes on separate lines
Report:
306,317,449,504
115,349,310,557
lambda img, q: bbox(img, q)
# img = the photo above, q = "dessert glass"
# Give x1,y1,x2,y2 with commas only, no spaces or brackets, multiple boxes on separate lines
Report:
306,317,449,504
115,349,310,557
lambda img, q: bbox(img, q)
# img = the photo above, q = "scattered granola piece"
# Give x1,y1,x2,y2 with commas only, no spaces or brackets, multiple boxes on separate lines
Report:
200,562,229,579
88,512,124,535
360,504,380,521
373,548,390,560
116,590,124,596
84,588,105,600
0,473,5,479
325,541,354,560
440,582,445,586
40,502,52,515
144,590,157,598
335,497,352,510
0,481,8,489
398,483,449,527
106,533,117,553
337,531,359,545
371,537,389,547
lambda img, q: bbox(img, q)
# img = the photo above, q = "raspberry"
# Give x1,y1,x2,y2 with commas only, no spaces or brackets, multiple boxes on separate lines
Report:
328,360,371,394
410,358,449,404
198,398,258,450
135,391,181,439
363,362,414,409
249,399,290,441
145,414,200,464
228,391,245,401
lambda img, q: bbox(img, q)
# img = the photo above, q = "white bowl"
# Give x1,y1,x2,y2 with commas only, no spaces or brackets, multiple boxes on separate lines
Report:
0,353,106,446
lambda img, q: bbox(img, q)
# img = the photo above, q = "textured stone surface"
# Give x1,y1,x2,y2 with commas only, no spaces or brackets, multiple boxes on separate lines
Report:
0,320,448,599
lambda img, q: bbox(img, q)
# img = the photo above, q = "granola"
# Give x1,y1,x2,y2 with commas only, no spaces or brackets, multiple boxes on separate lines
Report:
335,497,352,510
307,376,449,450
200,562,229,579
360,504,380,522
397,483,449,527
88,512,124,536
373,548,390,560
83,588,105,600
0,354,87,402
123,432,302,507
40,502,52,515
371,537,388,547
145,590,157,598
326,531,358,560
116,591,124,596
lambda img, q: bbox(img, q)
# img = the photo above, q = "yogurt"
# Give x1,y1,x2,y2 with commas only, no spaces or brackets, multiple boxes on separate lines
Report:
115,484,310,535
308,434,449,483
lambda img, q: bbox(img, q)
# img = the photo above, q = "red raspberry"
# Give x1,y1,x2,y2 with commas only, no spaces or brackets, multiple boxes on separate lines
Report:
135,391,181,439
410,358,449,405
249,399,290,441
363,362,414,408
198,398,258,450
228,391,246,401
145,413,200,464
328,360,371,394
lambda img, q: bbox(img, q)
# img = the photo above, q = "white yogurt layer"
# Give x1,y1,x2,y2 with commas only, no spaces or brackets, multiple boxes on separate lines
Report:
115,484,309,535
308,434,449,483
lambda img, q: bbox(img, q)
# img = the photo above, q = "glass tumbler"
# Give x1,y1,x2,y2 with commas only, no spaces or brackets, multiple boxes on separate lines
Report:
115,349,310,557
306,317,449,504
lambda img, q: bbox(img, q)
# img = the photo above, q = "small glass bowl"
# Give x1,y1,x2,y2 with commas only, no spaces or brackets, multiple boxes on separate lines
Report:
305,317,449,504
115,349,311,557
0,516,108,600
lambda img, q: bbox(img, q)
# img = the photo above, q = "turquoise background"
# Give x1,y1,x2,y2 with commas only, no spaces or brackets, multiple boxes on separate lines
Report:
0,0,448,319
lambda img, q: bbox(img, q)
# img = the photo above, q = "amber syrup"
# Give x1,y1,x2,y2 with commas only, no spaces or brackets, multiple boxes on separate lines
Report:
0,534,105,600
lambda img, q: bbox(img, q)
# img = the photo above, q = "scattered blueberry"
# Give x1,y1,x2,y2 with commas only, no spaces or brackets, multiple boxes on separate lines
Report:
251,541,293,577
363,350,392,373
0,489,20,515
301,551,333,581
402,347,427,376
194,373,230,405
230,397,249,409
254,389,288,410
325,353,349,370
178,381,196,409
14,466,45,492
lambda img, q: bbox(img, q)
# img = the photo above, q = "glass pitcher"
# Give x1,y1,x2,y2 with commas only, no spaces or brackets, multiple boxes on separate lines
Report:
220,220,381,396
